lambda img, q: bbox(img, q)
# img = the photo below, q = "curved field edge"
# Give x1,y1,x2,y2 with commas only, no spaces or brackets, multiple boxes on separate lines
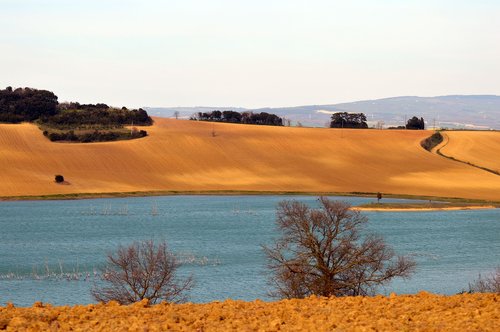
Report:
1,293,498,331
431,131,500,176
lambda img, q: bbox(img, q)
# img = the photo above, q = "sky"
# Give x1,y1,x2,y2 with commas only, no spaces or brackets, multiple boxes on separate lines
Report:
1,0,499,108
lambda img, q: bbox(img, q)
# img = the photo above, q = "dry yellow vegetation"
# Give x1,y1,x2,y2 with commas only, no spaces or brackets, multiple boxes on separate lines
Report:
0,118,499,201
438,131,500,174
1,293,498,331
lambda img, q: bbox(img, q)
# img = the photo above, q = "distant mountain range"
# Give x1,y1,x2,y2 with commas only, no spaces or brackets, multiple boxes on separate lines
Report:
145,95,500,130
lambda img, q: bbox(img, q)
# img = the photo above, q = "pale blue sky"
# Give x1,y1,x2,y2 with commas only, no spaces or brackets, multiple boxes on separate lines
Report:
1,0,499,108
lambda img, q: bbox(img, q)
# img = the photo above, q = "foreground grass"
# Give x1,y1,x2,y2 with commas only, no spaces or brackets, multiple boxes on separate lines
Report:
1,293,498,331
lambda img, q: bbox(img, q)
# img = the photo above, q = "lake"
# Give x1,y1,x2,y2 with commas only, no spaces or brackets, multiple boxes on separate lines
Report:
0,195,498,306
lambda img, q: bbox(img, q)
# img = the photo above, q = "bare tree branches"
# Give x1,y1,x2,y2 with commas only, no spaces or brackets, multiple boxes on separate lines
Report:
468,268,500,293
263,197,416,299
92,240,193,304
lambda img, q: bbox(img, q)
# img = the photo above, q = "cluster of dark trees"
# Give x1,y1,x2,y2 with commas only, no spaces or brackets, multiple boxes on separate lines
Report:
58,102,110,110
405,116,425,130
388,117,426,130
329,111,426,130
0,86,153,143
330,112,368,128
42,104,152,129
0,86,153,128
43,128,147,143
193,110,283,126
0,87,58,123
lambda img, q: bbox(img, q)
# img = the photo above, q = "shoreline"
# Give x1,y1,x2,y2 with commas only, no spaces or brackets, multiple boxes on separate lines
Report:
1,190,498,209
355,205,497,212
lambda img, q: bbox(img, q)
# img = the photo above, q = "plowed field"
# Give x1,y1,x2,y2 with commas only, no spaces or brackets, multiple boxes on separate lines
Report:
0,293,498,331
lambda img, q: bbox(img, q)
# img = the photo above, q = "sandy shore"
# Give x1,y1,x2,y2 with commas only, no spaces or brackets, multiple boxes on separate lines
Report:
0,292,498,331
355,205,497,212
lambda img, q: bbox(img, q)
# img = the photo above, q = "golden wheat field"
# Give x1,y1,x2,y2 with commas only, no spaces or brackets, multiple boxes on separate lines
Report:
438,131,500,174
1,293,498,331
0,118,499,201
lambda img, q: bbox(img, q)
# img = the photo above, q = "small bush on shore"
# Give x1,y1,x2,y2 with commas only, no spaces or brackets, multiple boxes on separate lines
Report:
468,268,500,293
92,240,193,304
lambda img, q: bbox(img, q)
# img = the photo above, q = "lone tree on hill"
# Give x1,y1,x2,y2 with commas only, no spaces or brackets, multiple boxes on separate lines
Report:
330,112,368,129
263,197,416,298
54,175,64,183
406,116,425,130
92,240,193,304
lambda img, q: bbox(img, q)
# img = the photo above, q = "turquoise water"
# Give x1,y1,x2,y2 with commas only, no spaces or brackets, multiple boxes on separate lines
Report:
0,195,498,306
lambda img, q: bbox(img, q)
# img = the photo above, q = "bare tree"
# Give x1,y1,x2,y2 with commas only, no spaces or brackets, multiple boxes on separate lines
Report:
92,240,193,304
468,268,500,293
263,197,416,298
173,111,180,120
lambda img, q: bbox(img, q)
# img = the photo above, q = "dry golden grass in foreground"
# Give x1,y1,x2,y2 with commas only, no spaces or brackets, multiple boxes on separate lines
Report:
1,118,499,201
0,293,498,331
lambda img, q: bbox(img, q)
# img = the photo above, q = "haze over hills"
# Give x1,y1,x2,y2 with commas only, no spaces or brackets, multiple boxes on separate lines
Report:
146,95,500,130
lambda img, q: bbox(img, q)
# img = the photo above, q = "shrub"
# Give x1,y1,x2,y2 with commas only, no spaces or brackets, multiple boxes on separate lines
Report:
54,175,64,183
468,268,500,293
91,240,193,304
421,131,443,151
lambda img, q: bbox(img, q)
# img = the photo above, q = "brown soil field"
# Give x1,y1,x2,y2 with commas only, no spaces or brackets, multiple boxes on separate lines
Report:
438,131,500,173
1,118,499,201
1,293,498,331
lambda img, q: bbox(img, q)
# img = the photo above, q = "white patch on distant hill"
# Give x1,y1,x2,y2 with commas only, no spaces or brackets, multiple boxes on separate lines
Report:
316,110,359,115
439,122,492,130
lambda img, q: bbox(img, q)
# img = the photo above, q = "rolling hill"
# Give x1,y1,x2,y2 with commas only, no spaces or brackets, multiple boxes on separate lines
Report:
0,118,499,201
147,95,500,129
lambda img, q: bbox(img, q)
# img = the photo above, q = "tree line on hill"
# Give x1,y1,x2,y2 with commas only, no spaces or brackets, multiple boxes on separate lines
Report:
0,86,153,143
43,128,148,143
44,102,152,129
330,112,369,128
330,112,425,130
191,110,284,126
